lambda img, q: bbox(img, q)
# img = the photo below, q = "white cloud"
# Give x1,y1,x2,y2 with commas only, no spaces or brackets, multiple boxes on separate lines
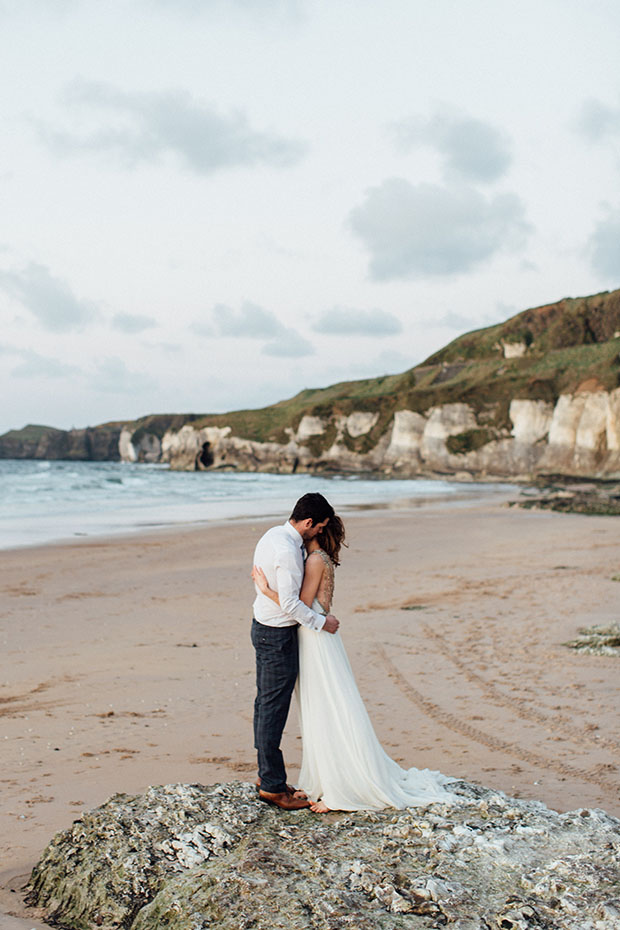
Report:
432,307,503,330
372,349,412,373
149,341,183,354
191,301,287,338
0,343,82,378
190,301,313,355
11,350,82,379
189,321,215,338
576,97,620,142
262,328,314,357
349,178,531,281
37,79,307,175
392,107,512,183
146,0,302,16
0,0,74,18
495,301,519,322
433,310,481,330
111,312,157,333
589,208,620,280
0,262,99,332
217,301,285,337
312,306,402,336
338,348,413,382
91,357,156,394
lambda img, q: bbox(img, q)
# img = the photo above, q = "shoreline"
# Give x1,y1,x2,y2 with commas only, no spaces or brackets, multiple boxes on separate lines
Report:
0,478,518,552
2,496,619,925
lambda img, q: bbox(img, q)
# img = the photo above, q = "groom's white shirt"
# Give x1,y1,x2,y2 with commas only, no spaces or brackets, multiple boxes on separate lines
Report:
253,521,326,631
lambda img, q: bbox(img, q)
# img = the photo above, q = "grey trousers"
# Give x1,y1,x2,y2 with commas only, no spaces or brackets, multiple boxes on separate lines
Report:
251,619,298,794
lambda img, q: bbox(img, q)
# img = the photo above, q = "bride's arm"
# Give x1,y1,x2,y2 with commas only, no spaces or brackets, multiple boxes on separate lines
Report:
252,555,324,607
252,566,280,605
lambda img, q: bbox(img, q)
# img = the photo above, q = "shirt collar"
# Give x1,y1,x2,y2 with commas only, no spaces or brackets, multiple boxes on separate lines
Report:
285,520,306,551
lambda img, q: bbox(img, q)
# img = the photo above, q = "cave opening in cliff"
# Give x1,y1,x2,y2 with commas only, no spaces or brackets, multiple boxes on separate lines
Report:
197,442,214,469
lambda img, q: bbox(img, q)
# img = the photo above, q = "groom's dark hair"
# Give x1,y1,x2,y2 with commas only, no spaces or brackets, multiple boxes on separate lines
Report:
290,492,334,526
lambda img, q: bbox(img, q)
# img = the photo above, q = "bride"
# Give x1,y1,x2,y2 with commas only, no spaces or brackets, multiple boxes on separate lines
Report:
252,514,455,813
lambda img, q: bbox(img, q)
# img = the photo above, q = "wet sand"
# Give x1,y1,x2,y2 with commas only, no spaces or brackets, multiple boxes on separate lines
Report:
1,494,619,925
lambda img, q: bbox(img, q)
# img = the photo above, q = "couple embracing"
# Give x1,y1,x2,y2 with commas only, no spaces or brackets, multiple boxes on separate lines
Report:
251,492,455,813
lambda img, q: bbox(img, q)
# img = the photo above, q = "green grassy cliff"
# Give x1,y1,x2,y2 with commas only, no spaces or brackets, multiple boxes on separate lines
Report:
2,287,619,462
177,288,620,454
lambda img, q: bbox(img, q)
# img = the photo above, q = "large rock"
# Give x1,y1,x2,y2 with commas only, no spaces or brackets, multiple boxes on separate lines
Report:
295,415,326,441
346,411,379,438
25,781,620,930
420,404,479,465
159,425,302,473
384,410,427,468
0,424,122,461
538,389,620,475
509,399,554,445
118,428,162,464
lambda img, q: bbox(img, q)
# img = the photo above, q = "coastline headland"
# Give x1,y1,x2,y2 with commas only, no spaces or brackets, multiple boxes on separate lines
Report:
2,287,620,482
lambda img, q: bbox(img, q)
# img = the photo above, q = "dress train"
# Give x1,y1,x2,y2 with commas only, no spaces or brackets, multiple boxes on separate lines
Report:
296,600,456,811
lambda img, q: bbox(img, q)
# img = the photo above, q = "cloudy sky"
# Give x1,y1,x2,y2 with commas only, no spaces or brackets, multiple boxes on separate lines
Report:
1,0,619,435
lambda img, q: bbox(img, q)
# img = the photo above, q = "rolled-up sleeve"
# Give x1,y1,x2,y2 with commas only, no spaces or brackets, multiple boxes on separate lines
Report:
275,543,326,631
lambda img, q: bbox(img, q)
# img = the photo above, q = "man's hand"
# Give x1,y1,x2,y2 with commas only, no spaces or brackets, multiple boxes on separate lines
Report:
323,614,339,634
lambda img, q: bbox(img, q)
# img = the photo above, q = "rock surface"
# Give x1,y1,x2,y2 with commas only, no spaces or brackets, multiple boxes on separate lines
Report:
25,780,620,930
0,423,122,461
564,623,620,656
512,480,620,515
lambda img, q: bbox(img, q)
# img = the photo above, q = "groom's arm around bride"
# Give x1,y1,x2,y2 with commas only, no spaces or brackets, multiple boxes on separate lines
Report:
252,512,340,636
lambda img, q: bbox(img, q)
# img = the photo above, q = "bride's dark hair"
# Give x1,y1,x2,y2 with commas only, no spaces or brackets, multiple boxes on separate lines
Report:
317,514,347,567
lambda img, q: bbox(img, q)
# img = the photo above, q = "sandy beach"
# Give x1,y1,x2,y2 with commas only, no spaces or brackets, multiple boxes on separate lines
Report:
1,492,619,926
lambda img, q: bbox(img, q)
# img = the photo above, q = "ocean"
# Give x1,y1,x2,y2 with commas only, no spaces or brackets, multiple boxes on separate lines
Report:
0,459,513,549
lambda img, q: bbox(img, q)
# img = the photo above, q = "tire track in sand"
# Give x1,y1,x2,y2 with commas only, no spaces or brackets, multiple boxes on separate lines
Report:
377,645,617,792
0,677,78,718
420,623,620,757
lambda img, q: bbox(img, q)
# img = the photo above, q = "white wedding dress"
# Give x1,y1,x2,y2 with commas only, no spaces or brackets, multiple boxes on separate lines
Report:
296,549,456,811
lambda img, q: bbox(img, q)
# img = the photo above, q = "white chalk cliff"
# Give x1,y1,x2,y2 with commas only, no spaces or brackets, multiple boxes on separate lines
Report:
118,387,620,479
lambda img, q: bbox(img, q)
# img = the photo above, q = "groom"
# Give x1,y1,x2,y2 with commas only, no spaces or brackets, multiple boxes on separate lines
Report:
251,492,340,810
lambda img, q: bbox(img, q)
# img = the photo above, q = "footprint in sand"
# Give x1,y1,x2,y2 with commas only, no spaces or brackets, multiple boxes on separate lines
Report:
81,748,139,760
229,761,257,773
189,755,231,765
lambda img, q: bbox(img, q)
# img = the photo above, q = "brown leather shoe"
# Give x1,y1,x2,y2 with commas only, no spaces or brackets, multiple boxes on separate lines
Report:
258,789,311,810
255,778,308,800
